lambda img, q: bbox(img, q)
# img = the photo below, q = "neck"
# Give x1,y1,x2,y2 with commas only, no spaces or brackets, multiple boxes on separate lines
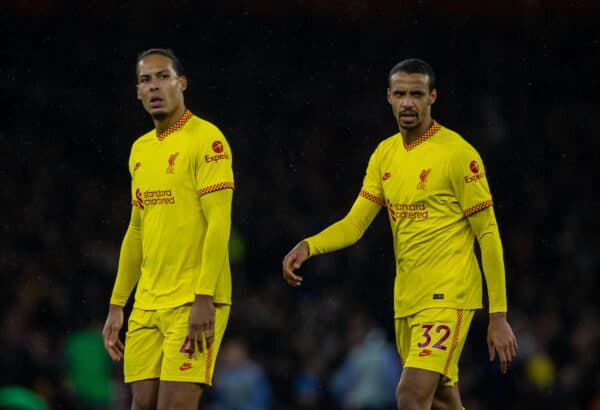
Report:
399,118,433,146
154,105,187,135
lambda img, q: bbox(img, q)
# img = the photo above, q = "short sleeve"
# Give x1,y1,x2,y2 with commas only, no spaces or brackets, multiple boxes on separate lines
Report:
359,145,386,206
195,129,235,197
449,145,493,216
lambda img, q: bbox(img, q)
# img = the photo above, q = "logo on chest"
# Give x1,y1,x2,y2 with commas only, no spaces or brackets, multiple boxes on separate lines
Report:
166,152,179,174
417,168,432,190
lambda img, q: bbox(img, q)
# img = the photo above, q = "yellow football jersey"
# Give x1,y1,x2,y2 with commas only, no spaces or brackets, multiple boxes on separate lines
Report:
361,122,493,317
128,111,234,309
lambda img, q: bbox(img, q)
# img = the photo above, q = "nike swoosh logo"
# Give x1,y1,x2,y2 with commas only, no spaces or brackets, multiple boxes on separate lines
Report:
179,363,193,371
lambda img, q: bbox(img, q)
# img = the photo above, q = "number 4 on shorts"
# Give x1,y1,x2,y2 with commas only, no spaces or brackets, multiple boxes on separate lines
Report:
179,336,195,359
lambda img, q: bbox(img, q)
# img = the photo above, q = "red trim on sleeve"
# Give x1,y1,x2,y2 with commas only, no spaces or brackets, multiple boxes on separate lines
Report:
198,182,235,197
359,190,386,207
464,200,493,216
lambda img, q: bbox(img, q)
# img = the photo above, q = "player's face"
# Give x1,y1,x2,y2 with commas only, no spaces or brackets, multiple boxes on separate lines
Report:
136,54,187,120
387,72,436,131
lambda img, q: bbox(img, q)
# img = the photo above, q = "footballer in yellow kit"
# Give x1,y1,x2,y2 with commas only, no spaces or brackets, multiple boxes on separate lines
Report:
283,58,517,408
306,121,496,384
361,121,494,318
111,110,234,384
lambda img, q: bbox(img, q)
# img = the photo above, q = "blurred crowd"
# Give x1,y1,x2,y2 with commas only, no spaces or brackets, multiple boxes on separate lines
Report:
2,2,599,409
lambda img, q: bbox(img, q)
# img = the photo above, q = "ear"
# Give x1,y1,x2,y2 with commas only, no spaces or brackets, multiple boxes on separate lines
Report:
386,88,392,104
179,75,188,92
429,88,437,105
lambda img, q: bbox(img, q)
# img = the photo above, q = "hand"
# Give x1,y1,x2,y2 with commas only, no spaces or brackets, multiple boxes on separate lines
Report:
102,304,125,361
188,294,215,353
282,241,310,286
487,312,518,374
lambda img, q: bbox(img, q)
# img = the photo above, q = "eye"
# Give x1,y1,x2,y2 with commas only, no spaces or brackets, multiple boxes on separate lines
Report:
160,73,171,80
138,77,149,84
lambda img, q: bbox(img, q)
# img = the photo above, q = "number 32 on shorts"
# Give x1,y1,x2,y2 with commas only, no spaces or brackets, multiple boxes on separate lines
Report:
417,323,451,351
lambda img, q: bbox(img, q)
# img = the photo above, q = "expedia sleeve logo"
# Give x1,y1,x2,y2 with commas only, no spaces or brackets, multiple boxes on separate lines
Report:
205,140,230,163
464,160,486,183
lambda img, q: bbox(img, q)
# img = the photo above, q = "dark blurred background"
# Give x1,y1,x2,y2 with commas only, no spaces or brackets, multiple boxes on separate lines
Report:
1,1,599,409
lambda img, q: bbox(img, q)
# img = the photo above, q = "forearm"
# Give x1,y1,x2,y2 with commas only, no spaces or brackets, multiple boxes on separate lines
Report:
468,207,507,312
305,196,381,256
479,231,507,312
195,189,233,296
110,214,143,306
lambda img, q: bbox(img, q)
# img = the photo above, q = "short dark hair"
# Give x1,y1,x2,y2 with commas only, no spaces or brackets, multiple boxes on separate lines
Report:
388,58,435,91
136,48,184,76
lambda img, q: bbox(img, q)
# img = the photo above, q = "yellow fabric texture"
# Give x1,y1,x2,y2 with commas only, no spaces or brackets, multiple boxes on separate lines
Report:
467,206,507,312
306,122,507,318
110,208,142,306
395,308,476,386
110,112,234,309
305,196,381,256
124,304,230,385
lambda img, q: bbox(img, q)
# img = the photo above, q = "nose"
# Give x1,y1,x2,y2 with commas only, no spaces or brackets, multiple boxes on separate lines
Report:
147,76,160,91
401,96,415,109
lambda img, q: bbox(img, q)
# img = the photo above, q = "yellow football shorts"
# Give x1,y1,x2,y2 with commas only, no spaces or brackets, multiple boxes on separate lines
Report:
395,308,475,386
124,303,230,385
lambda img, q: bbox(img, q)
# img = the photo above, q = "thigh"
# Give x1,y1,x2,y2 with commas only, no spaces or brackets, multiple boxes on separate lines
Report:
395,316,411,365
402,309,474,386
159,303,231,385
131,379,159,410
125,308,163,383
396,367,440,408
157,381,203,410
432,383,463,410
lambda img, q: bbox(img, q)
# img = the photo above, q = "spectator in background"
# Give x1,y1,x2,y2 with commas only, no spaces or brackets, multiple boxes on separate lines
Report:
64,328,113,409
330,313,401,410
210,339,272,410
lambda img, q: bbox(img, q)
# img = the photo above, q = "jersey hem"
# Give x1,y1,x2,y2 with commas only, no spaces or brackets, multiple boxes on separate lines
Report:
394,304,482,319
133,298,232,310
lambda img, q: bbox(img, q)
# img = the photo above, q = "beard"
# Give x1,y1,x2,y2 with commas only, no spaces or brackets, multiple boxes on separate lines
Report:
151,111,168,120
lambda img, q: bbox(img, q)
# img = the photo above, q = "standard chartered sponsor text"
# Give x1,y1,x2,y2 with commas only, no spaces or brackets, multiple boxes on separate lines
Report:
389,202,428,219
143,189,175,205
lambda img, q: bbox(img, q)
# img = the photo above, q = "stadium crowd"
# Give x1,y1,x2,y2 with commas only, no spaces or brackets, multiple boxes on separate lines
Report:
1,2,599,409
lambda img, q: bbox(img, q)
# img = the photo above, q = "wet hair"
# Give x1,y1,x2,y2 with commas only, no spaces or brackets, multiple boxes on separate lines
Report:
136,48,184,76
388,58,435,91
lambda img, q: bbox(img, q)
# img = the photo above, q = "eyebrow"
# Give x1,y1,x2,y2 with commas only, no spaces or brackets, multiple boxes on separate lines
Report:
138,69,172,78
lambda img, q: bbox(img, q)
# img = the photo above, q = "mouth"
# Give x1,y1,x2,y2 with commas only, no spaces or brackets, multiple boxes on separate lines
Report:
149,96,164,108
400,111,417,121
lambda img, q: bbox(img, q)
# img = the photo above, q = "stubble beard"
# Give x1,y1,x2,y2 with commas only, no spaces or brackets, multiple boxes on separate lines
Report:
151,111,168,120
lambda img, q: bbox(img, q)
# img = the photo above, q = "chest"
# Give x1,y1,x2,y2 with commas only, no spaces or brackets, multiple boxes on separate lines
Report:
131,140,193,188
380,147,452,205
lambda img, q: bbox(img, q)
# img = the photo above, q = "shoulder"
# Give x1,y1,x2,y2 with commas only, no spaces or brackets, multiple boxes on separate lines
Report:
187,115,227,139
131,129,155,151
373,133,401,155
436,124,481,158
